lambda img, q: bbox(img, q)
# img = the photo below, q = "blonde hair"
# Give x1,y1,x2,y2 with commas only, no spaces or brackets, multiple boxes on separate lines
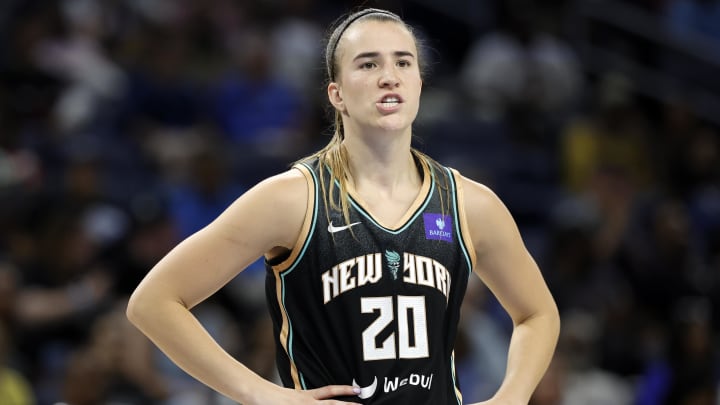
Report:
298,8,442,227
300,139,445,230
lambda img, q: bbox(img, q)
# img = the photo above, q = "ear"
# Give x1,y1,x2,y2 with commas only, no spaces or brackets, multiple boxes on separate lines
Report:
327,82,345,112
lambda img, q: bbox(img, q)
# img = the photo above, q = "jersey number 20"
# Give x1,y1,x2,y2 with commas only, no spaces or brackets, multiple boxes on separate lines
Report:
361,296,429,361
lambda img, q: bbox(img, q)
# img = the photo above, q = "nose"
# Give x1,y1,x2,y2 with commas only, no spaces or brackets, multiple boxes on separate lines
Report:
378,66,399,88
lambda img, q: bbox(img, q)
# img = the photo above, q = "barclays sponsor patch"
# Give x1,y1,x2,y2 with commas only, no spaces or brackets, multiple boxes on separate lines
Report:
423,213,453,242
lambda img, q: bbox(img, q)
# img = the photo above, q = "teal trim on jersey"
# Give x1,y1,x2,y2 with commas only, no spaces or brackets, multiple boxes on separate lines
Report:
445,167,473,280
450,352,462,405
278,162,319,389
342,165,436,235
447,167,468,405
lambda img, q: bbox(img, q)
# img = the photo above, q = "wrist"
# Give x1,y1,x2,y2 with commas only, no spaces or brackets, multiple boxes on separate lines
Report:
225,366,279,404
489,389,530,405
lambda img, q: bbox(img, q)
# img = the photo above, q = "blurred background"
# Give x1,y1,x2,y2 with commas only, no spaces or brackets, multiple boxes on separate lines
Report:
0,0,718,404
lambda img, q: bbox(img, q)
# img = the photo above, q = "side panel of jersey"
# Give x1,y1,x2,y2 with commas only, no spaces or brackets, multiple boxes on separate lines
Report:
265,158,474,404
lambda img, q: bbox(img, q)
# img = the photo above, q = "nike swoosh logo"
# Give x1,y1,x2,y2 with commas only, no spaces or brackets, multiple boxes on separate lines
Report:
352,376,377,399
327,221,361,233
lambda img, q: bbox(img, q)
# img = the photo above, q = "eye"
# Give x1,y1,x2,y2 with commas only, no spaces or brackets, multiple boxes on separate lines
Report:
397,60,412,68
360,62,376,70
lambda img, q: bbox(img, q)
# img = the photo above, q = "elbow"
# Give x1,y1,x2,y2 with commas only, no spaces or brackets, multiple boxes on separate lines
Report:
125,291,141,326
552,306,561,336
546,300,561,342
126,286,187,332
517,299,561,340
126,288,151,329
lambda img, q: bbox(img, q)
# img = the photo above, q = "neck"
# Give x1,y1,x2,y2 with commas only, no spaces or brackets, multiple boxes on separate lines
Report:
341,131,420,191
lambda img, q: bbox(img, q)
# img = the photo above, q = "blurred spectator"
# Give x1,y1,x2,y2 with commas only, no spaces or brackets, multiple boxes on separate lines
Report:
545,195,614,312
460,2,582,120
635,297,719,405
624,197,711,323
31,0,127,134
0,1,64,195
61,303,169,404
9,203,115,403
120,25,205,130
546,172,650,377
560,73,655,194
654,100,720,269
207,25,306,152
555,310,634,405
269,0,324,96
163,139,245,238
0,321,35,405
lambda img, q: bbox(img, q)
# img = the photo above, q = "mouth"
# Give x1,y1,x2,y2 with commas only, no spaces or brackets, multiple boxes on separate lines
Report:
377,94,403,111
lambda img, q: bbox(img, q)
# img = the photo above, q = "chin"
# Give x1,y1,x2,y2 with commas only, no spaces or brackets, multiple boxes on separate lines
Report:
377,116,413,132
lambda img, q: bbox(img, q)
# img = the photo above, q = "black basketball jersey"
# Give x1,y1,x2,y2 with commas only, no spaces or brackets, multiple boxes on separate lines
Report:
265,155,476,404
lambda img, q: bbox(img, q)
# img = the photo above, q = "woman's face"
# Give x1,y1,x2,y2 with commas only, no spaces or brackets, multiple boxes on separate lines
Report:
329,19,422,135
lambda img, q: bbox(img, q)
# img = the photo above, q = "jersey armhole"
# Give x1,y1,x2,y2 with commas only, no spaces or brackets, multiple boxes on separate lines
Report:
269,163,317,273
448,168,477,272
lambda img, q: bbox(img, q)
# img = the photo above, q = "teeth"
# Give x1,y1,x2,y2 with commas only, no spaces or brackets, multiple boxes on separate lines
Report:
381,97,399,103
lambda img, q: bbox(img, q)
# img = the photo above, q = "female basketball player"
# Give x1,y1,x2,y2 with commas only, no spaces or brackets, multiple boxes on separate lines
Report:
127,8,559,405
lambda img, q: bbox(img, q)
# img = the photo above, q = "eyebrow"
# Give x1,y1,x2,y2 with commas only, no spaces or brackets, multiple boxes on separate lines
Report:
352,51,416,61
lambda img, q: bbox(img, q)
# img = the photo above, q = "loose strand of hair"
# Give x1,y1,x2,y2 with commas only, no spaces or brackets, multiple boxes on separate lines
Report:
412,149,451,219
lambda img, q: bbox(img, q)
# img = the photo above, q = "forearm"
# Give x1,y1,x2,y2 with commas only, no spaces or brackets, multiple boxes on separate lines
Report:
492,310,560,404
126,297,270,403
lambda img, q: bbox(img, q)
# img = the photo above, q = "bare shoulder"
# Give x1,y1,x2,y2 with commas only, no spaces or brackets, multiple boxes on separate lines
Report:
255,166,309,198
226,168,308,214
213,167,311,251
455,174,507,217
454,172,522,256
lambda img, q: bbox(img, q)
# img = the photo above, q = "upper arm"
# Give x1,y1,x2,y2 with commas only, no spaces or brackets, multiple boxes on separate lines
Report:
460,176,556,324
130,168,309,310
